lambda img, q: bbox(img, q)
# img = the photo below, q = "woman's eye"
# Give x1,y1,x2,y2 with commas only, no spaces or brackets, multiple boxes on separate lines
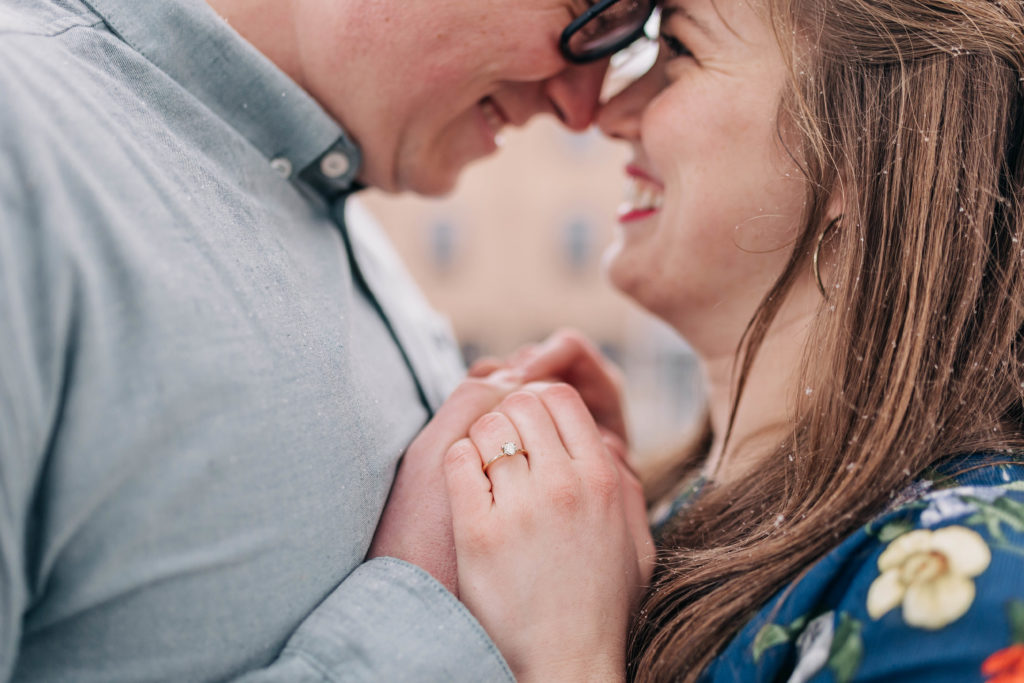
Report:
659,33,692,59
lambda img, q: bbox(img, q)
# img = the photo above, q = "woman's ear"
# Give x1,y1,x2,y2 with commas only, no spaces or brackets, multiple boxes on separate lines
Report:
824,186,846,225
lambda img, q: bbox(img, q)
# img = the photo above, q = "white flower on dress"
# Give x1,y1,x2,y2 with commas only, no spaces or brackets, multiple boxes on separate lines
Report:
786,612,834,683
866,525,991,629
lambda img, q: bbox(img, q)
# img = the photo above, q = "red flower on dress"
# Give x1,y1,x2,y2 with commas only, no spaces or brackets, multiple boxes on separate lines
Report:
984,644,1024,683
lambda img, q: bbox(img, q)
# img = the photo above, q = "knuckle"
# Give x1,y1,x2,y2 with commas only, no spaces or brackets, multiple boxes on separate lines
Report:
587,465,622,503
540,382,581,405
444,438,477,469
463,522,497,552
521,380,556,395
554,327,585,348
546,477,584,512
470,411,509,437
452,377,500,402
500,389,542,414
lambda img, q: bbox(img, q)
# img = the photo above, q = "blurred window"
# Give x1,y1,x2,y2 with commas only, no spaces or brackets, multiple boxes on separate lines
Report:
563,129,595,156
460,341,483,366
429,220,458,273
562,217,594,271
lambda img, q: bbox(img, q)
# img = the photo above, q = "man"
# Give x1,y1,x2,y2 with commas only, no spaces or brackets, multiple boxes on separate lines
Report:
0,0,649,679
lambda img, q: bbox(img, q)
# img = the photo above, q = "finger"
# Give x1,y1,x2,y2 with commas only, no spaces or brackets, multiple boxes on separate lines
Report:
519,331,629,443
420,372,523,451
467,357,505,378
444,438,494,524
536,384,607,463
615,458,655,586
506,343,539,368
517,329,603,380
599,427,628,463
469,412,530,496
496,390,572,476
599,427,641,480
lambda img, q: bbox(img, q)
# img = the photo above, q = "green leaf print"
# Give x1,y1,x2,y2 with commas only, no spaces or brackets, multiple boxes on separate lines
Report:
878,519,915,542
752,615,808,662
995,495,1024,520
753,624,790,662
1008,600,1024,644
827,613,864,683
964,494,1024,548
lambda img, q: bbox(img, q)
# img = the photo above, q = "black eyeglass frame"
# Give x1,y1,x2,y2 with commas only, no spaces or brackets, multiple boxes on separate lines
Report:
559,0,657,64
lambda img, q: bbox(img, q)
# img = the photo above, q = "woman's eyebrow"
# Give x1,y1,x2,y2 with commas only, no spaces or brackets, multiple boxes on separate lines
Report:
660,5,718,43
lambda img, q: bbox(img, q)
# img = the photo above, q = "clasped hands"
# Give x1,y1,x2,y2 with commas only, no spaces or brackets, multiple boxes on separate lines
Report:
369,330,654,682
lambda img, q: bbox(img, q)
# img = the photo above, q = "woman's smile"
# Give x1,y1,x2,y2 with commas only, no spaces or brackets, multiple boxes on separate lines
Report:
619,164,665,223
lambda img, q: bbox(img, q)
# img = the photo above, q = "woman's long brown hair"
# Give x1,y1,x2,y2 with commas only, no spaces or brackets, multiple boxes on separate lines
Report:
628,1,1024,680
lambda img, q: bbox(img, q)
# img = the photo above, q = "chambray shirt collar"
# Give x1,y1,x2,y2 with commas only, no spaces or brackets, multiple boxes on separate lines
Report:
81,0,362,200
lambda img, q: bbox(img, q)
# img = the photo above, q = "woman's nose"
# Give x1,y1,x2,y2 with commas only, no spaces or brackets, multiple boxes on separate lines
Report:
596,65,665,141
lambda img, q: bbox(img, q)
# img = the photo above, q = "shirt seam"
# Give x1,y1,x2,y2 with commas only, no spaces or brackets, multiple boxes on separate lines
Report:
274,646,334,682
0,13,104,39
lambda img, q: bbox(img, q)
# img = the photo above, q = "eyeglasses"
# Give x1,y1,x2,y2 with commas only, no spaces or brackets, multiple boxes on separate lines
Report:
559,0,657,64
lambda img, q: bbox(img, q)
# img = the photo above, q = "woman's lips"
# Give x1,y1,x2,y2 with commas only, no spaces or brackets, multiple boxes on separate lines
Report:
619,165,664,223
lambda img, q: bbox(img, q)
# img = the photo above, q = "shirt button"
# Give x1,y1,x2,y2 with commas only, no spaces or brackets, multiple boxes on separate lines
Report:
320,151,351,179
270,157,293,178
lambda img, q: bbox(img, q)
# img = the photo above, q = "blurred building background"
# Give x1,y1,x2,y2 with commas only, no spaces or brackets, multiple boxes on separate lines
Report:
359,51,704,459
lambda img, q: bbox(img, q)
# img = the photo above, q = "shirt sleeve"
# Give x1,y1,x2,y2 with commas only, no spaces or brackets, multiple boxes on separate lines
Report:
233,558,515,682
0,143,77,680
0,160,512,682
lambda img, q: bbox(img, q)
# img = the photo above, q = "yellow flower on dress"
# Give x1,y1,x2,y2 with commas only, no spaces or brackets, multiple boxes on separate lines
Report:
866,525,991,630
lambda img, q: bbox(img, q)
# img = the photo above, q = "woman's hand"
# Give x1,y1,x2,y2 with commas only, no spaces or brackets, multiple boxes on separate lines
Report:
368,370,524,594
444,383,654,683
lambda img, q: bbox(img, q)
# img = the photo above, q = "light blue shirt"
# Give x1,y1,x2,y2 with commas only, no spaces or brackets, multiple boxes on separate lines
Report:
0,0,512,679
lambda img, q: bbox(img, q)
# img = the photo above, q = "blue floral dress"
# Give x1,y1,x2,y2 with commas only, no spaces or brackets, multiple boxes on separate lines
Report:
662,454,1024,682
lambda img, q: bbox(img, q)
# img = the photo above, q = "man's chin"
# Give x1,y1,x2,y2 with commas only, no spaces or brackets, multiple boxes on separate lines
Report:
368,151,488,197
396,166,465,198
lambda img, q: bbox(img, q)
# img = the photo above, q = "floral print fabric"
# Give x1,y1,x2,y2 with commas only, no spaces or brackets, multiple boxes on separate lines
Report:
697,454,1024,682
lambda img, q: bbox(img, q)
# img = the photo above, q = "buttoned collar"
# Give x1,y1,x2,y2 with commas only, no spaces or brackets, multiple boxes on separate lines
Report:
81,0,362,200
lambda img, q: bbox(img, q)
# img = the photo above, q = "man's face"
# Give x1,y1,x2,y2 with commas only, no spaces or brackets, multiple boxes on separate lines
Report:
293,0,609,195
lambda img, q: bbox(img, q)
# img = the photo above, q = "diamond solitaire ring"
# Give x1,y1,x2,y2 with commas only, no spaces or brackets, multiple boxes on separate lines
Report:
482,441,528,473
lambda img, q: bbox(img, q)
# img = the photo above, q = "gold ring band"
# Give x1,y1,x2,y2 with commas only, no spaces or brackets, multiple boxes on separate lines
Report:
482,441,528,473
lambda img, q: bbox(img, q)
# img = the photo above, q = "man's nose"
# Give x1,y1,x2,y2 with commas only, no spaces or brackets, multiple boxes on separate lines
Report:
596,66,665,141
543,59,611,131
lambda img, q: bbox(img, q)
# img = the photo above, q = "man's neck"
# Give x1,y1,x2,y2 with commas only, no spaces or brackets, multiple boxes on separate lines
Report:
204,0,307,91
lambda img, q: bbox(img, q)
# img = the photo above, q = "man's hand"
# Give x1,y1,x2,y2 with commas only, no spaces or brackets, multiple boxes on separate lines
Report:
367,370,523,595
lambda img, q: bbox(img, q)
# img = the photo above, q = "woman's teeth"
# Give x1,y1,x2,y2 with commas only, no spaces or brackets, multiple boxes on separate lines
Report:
480,98,506,144
623,176,665,213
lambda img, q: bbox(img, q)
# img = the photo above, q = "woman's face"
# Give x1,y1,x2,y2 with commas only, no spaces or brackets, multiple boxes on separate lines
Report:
598,0,807,345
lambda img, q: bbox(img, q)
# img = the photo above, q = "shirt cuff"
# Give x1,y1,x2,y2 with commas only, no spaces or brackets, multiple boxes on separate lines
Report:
281,557,514,682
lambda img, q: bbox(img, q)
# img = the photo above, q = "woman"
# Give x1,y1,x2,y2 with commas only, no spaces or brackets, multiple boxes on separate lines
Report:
376,0,1024,679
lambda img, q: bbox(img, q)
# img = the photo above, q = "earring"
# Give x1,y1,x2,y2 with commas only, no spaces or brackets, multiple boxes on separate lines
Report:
813,217,841,298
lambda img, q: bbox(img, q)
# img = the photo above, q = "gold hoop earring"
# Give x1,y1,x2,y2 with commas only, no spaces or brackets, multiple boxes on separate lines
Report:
813,217,841,298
